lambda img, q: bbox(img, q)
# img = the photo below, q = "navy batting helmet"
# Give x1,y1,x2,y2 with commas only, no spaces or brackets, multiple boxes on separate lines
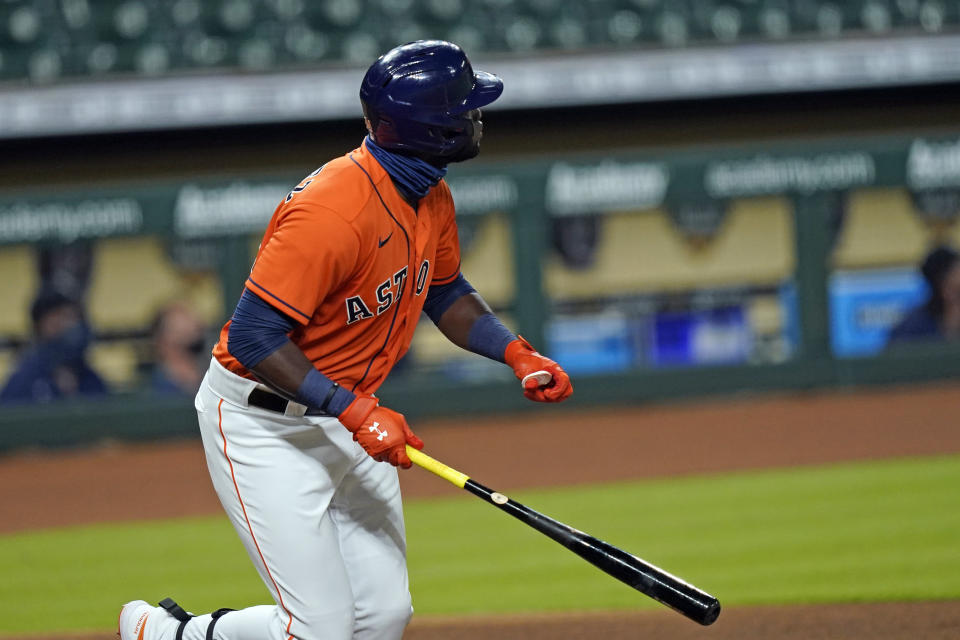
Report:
360,40,503,159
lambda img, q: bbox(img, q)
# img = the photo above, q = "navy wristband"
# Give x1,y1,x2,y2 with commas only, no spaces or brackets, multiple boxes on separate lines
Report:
295,369,356,416
467,313,517,363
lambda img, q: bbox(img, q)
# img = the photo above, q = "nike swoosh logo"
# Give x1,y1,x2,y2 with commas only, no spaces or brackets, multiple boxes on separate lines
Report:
378,232,393,248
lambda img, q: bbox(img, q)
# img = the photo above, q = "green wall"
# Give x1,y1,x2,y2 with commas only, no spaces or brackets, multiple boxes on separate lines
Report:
3,132,960,450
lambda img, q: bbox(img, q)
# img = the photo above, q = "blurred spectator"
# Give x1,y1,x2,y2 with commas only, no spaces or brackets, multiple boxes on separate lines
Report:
0,288,107,403
150,302,208,395
887,246,960,344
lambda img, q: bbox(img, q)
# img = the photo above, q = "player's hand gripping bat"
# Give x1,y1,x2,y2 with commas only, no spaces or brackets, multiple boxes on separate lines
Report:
405,445,721,626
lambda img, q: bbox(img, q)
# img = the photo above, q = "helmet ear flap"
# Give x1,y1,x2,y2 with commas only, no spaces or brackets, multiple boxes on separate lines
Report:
373,117,392,145
361,101,377,130
362,100,393,145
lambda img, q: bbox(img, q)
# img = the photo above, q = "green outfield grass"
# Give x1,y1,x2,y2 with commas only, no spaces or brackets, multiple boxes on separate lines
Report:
2,455,959,635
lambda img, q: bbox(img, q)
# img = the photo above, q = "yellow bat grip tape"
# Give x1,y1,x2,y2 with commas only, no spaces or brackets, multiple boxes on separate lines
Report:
406,445,469,489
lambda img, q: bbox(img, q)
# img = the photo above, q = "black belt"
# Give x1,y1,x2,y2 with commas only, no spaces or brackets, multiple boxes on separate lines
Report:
247,388,331,416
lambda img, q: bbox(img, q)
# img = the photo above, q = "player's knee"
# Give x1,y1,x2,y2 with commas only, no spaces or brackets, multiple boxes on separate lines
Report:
288,605,355,640
357,600,413,639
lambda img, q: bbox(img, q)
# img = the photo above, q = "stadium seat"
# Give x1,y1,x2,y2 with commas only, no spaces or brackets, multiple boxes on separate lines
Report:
87,340,140,389
283,22,332,63
133,40,176,75
544,196,794,300
0,246,39,339
2,0,956,84
212,0,258,36
181,270,226,328
87,236,223,332
1,3,43,47
832,188,930,269
458,213,515,308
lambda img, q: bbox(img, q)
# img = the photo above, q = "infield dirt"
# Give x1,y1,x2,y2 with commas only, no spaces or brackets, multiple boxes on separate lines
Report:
3,381,960,638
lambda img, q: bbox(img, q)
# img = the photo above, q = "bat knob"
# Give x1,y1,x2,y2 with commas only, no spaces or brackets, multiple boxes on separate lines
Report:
699,599,721,626
521,370,552,389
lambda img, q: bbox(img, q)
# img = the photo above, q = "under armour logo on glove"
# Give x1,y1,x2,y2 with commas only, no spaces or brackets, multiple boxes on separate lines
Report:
369,422,388,441
338,396,424,468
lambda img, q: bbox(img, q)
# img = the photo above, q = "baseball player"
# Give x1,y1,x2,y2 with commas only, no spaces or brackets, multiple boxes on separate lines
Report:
118,40,572,640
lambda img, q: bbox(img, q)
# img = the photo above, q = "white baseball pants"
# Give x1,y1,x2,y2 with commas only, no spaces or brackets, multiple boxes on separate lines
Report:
185,359,412,640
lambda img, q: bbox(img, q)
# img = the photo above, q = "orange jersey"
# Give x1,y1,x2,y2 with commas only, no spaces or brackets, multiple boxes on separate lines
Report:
213,140,461,395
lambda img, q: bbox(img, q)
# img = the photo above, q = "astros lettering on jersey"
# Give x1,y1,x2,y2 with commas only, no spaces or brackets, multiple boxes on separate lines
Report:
212,138,461,395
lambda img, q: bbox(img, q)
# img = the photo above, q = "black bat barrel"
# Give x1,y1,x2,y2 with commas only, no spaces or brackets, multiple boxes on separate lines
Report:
464,479,721,626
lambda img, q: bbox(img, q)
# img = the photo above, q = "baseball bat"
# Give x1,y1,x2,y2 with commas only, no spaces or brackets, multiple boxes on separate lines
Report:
405,445,721,626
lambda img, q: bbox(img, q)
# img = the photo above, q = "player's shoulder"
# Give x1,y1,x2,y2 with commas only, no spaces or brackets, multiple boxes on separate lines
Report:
434,178,453,196
282,153,378,224
425,178,456,217
431,178,455,204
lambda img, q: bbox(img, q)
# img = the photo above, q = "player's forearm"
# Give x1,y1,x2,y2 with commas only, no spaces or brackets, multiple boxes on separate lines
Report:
424,273,507,354
435,292,493,350
247,341,315,399
435,293,518,363
227,289,356,414
250,341,359,415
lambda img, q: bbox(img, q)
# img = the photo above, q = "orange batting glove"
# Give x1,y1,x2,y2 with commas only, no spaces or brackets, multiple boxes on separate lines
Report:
338,396,424,468
504,336,573,403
